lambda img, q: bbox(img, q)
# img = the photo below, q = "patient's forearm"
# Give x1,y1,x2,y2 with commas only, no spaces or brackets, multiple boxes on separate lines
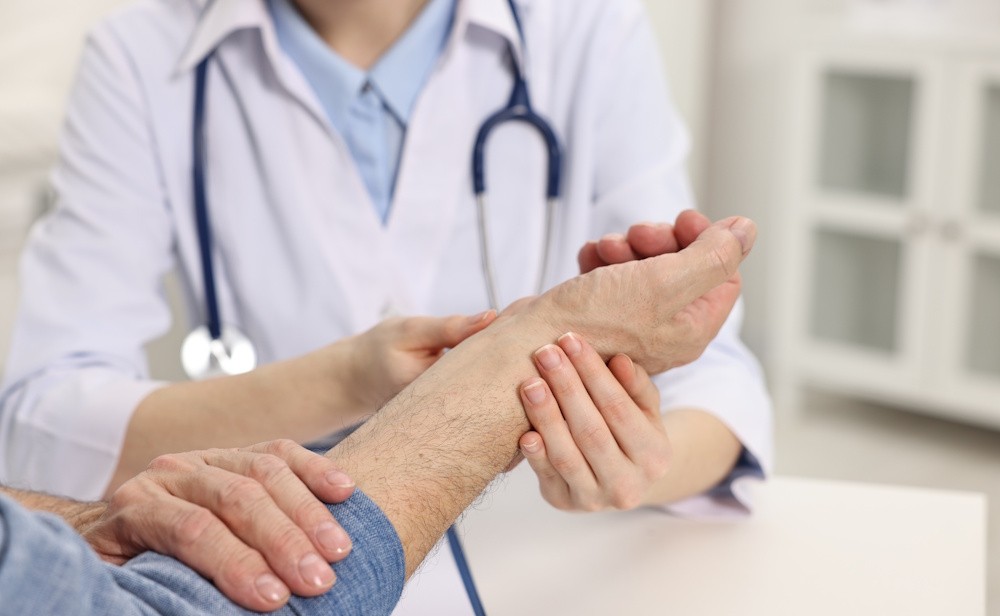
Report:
328,218,754,576
326,313,554,576
1,486,105,532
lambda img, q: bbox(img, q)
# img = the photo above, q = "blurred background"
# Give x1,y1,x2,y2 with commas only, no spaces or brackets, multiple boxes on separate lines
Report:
1,0,997,608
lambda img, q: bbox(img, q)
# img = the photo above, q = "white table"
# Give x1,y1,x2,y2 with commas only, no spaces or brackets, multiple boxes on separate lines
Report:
459,466,986,615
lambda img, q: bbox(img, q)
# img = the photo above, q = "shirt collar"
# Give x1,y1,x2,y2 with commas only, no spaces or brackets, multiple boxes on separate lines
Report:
174,0,527,83
267,0,364,128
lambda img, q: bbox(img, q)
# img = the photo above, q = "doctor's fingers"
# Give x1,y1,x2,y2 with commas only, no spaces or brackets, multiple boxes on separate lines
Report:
393,311,498,351
552,336,669,499
528,345,637,510
152,459,340,598
520,368,602,510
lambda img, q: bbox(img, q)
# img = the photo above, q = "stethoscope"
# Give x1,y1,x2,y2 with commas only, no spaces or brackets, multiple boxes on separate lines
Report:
183,0,561,612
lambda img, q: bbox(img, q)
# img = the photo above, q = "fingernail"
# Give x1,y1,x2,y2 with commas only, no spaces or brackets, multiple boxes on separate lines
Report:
255,573,289,603
619,354,636,375
299,553,335,589
523,381,547,405
601,233,626,243
468,310,493,324
521,437,541,454
325,471,355,490
728,217,756,255
558,332,582,356
317,521,353,556
535,345,562,370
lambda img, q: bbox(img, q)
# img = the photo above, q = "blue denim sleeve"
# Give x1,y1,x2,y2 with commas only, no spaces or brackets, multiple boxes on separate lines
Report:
0,490,404,616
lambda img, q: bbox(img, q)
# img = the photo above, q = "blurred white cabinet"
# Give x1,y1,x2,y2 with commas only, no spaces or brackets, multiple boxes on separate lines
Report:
778,43,1000,427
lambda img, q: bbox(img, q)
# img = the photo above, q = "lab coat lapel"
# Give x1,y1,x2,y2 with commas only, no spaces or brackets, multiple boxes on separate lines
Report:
209,41,407,337
387,0,518,312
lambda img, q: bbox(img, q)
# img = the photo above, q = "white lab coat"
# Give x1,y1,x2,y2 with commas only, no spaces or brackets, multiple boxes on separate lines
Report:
0,0,773,612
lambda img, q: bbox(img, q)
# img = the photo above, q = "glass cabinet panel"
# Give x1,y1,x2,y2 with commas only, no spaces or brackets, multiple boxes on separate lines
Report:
965,253,1000,376
818,71,915,199
978,84,1000,216
809,229,902,353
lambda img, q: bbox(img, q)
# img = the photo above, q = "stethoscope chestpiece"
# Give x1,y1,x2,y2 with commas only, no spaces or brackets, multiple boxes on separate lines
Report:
181,325,258,380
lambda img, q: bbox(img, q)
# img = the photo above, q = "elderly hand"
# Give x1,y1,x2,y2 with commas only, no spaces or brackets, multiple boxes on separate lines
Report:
344,311,498,412
519,214,755,375
81,440,356,613
519,333,668,511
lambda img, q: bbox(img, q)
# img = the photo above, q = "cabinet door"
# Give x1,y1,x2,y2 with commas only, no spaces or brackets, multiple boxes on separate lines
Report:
783,53,941,400
935,64,1000,425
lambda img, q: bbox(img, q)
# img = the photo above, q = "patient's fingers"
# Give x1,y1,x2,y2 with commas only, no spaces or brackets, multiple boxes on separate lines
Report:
648,216,756,315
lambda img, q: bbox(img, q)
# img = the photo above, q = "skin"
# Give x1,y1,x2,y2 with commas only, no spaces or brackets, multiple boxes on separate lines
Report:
7,214,756,613
5,442,356,612
326,215,756,576
292,0,432,69
113,1,747,516
522,210,747,510
113,313,496,494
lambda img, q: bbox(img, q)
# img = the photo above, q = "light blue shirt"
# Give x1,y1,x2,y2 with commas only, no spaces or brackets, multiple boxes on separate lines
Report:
268,0,457,223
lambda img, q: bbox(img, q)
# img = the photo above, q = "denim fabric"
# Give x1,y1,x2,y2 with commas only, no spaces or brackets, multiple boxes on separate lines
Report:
0,490,404,615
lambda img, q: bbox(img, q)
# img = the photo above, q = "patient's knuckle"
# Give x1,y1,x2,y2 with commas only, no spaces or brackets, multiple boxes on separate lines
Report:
248,454,290,485
147,453,191,473
269,523,308,556
173,506,217,547
218,477,266,510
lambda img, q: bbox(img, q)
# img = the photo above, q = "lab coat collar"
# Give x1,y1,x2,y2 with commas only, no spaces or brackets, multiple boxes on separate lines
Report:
175,0,275,74
176,0,526,76
458,0,526,71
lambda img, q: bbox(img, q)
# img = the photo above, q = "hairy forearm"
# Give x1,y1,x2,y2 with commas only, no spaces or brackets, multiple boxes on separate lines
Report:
110,342,362,496
641,409,742,506
326,313,558,576
1,486,107,532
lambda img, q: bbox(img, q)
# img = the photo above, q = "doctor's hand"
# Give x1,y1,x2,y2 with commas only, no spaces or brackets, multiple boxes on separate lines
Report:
518,334,669,511
344,311,498,412
578,210,713,274
81,440,356,613
518,215,756,375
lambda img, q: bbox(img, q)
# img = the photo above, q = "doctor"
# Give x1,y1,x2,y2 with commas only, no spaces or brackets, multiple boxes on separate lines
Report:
0,0,772,613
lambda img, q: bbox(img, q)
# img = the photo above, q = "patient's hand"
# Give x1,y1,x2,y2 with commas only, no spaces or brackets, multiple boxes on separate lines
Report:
522,215,755,375
82,440,356,612
519,334,668,511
